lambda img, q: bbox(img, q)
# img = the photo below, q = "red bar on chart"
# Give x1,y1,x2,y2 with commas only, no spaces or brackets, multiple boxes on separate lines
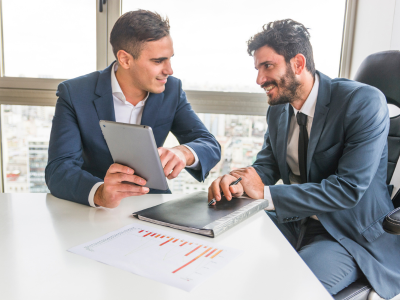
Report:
185,245,202,256
211,250,223,259
160,238,174,246
180,242,187,246
160,236,165,238
206,249,217,257
172,247,212,273
143,232,152,237
138,230,144,233
151,233,156,237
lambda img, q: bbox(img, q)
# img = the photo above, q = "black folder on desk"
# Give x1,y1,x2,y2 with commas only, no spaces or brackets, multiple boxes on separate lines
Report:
132,191,269,237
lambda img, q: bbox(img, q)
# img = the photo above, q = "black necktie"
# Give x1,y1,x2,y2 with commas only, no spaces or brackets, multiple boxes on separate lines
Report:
296,112,309,251
296,112,308,184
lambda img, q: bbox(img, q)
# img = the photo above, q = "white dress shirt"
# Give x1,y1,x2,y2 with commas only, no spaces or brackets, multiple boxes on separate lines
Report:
264,74,320,221
88,63,200,207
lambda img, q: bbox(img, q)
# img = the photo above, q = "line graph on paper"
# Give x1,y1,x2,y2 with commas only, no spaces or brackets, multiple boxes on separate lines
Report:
68,224,242,291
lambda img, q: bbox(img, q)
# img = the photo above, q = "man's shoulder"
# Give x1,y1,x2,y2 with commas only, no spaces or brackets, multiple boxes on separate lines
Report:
328,75,384,99
164,76,181,94
326,75,387,121
56,66,112,101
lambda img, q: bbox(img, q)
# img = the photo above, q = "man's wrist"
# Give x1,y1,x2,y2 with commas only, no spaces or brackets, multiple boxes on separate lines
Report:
173,145,194,166
94,184,104,207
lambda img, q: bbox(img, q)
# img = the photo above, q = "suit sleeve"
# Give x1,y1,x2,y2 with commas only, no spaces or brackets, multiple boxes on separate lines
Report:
252,107,282,186
170,81,221,182
269,86,390,223
45,83,103,205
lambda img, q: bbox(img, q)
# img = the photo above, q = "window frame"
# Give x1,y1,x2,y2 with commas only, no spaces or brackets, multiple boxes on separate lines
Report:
0,0,353,192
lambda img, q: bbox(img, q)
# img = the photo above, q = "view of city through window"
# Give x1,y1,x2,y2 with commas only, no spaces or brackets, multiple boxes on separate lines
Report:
0,0,346,195
1,105,267,194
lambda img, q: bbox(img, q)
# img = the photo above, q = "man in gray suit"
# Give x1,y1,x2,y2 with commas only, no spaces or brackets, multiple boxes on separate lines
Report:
209,19,400,298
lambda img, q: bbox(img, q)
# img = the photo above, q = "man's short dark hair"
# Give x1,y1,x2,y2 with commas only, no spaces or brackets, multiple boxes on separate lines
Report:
247,19,316,76
110,10,170,60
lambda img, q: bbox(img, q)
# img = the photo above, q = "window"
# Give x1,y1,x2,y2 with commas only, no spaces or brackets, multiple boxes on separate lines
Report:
0,1,349,193
2,0,96,79
122,0,346,92
122,0,347,194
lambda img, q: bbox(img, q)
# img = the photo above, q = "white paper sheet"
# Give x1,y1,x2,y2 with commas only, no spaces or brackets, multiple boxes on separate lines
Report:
68,223,242,291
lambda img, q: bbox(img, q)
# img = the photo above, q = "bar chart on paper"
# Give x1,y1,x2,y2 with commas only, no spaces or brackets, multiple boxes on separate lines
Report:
68,224,242,291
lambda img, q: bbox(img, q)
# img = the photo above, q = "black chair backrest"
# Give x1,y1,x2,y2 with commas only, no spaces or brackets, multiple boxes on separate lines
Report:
353,50,400,187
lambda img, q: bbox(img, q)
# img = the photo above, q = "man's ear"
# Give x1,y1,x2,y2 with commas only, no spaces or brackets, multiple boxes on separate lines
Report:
291,53,306,75
116,50,133,69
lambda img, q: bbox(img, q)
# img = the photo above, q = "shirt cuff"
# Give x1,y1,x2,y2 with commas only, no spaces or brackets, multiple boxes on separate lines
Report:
88,182,104,207
264,186,275,210
182,145,200,170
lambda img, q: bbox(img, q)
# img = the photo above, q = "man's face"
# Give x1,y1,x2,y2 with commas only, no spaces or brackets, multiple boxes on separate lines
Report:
254,46,301,106
129,35,174,94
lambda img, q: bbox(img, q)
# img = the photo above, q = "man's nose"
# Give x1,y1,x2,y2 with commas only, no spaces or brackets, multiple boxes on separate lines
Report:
256,70,265,86
164,61,173,76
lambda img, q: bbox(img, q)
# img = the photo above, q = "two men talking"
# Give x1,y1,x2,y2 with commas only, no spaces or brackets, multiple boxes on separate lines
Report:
46,11,400,298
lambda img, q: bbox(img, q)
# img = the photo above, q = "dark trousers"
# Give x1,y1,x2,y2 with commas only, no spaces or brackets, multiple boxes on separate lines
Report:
266,211,364,295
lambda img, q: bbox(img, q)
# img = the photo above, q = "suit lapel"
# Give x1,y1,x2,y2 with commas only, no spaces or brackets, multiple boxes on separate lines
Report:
93,62,115,122
306,71,331,179
140,93,164,128
276,103,291,183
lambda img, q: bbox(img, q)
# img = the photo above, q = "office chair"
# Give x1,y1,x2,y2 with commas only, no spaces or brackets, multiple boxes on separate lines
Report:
333,50,400,300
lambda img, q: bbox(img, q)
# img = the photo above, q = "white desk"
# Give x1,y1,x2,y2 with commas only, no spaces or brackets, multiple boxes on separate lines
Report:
0,193,332,300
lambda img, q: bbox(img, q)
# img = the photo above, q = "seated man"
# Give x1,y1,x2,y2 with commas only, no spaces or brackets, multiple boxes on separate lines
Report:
209,19,400,298
46,10,220,208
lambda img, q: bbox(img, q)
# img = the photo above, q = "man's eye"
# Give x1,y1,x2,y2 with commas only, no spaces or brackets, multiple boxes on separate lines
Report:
154,60,162,64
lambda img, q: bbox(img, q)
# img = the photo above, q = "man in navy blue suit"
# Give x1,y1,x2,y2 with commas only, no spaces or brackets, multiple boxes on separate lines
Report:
209,20,400,298
46,10,220,208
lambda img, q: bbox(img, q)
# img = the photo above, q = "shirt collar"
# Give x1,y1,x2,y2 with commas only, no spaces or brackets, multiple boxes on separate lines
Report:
291,73,319,118
111,62,149,105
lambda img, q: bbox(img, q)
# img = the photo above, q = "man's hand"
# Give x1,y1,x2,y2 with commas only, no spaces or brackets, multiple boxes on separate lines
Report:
94,163,149,208
208,174,245,204
230,167,264,199
158,145,195,179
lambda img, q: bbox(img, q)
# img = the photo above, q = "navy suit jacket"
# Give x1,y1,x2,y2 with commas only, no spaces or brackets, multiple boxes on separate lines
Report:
253,71,400,299
45,63,221,206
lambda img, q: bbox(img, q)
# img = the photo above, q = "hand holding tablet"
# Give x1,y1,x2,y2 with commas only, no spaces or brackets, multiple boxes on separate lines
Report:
97,121,193,208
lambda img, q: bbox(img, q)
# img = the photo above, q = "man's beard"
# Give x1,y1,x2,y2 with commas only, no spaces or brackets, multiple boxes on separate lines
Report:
262,65,301,106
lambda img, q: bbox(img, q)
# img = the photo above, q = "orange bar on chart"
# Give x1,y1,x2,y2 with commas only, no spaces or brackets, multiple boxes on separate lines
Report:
205,249,217,257
172,239,179,243
172,248,212,273
180,242,187,246
155,234,160,238
185,245,202,256
143,232,152,237
160,238,174,246
160,236,165,238
211,250,223,259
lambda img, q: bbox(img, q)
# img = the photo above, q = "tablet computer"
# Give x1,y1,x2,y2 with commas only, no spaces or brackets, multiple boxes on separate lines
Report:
100,120,169,191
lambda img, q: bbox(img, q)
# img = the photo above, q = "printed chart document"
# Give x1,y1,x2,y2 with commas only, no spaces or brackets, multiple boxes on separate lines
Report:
68,224,242,291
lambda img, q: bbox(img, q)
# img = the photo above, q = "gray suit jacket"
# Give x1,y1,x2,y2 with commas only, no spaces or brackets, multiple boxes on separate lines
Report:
253,71,400,299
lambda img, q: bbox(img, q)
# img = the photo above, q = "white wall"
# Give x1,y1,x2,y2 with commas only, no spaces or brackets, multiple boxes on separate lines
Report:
349,0,400,79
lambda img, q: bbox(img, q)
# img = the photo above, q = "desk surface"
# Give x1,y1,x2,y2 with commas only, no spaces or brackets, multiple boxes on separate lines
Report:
0,193,332,300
